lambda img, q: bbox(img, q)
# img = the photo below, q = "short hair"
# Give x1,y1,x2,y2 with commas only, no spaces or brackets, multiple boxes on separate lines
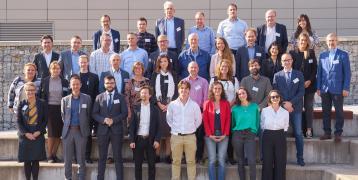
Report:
195,11,205,17
326,33,337,40
267,41,281,57
40,35,53,43
228,3,237,10
208,81,227,101
235,87,252,105
140,85,153,95
248,59,260,67
23,63,37,71
132,61,145,74
100,33,111,42
70,74,81,82
265,9,277,16
178,80,191,90
267,90,283,105
155,54,172,73
101,14,111,21
24,82,36,91
138,17,147,24
79,55,89,62
71,35,82,41
163,1,174,9
127,32,138,37
109,53,120,62
188,33,199,40
245,28,257,37
104,75,115,81
49,61,61,70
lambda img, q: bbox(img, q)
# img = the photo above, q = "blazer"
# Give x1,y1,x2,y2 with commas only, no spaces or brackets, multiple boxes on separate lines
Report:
33,51,60,79
235,45,266,81
155,17,185,51
290,49,317,94
92,92,128,135
61,93,92,138
256,23,288,53
129,103,161,144
273,69,305,113
17,99,47,135
40,76,69,104
79,72,99,102
150,71,179,101
146,49,179,78
93,29,121,53
202,100,231,136
59,50,87,81
261,57,283,83
317,48,351,94
99,69,130,94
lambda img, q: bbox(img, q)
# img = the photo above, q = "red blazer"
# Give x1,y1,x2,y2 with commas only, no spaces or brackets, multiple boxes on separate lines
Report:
202,100,231,136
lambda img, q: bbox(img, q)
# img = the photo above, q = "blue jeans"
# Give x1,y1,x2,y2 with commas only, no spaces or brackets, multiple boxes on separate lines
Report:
321,92,344,135
205,136,228,180
290,112,304,162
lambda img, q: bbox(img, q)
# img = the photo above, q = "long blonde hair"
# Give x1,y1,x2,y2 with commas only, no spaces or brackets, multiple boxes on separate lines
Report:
215,59,234,81
296,32,311,59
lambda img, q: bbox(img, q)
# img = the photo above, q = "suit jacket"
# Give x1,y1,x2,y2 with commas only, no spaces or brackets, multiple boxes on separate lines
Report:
93,29,121,53
202,100,231,136
256,23,288,53
317,48,351,94
79,72,99,102
99,69,130,94
235,45,265,81
40,76,69,104
92,92,128,135
17,99,47,135
261,57,283,83
155,17,185,51
273,69,305,113
146,49,179,78
290,49,317,94
33,51,60,79
61,93,92,138
129,103,161,144
59,50,87,81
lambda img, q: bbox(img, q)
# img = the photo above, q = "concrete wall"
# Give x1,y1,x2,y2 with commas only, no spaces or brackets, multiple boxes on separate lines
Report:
0,0,358,40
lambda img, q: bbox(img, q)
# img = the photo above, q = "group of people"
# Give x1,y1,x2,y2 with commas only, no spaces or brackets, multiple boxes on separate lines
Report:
7,1,352,180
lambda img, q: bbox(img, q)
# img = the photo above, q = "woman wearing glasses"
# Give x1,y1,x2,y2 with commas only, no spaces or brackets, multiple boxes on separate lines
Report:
261,90,289,180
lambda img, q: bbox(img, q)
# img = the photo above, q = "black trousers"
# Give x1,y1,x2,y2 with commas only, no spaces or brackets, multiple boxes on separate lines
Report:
262,130,286,180
134,137,156,180
85,118,96,160
195,124,205,160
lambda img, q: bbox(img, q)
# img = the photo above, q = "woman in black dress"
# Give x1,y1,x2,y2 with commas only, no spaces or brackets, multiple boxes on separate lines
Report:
40,61,69,163
261,42,283,84
17,82,47,180
150,54,178,163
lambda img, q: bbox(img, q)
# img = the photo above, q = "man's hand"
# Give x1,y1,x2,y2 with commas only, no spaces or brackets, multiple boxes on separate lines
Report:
304,80,311,88
343,90,349,97
130,143,135,149
283,101,293,113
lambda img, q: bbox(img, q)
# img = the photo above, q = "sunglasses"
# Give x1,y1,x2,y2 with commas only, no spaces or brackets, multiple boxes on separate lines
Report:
270,96,280,99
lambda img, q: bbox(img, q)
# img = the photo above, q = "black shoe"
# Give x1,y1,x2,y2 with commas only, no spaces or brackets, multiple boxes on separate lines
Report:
297,160,305,166
53,156,61,163
155,156,161,163
319,134,332,140
165,156,172,164
47,156,55,163
228,158,237,165
86,159,93,164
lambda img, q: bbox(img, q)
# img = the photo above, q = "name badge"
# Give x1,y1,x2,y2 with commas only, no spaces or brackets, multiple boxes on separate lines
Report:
252,87,259,92
87,81,90,86
293,78,299,84
22,105,28,111
82,104,87,108
63,87,68,91
164,80,169,83
333,60,339,64
148,58,152,62
275,32,281,37
114,38,119,43
114,99,120,104
176,27,181,32
308,59,313,63
170,59,173,63
256,53,262,57
195,85,201,90
134,87,141,92
145,39,151,43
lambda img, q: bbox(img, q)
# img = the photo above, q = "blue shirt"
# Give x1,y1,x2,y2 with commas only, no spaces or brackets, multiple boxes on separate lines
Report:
217,18,248,50
71,51,80,75
120,47,148,76
329,48,337,67
70,97,80,126
178,48,211,81
247,46,255,60
112,68,122,93
166,18,176,48
186,26,216,55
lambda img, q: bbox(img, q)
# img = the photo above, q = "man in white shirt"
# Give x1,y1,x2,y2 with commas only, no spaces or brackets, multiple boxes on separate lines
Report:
166,80,202,180
90,33,114,77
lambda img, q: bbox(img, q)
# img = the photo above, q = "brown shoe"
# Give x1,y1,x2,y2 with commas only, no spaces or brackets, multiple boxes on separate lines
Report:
319,134,332,140
334,134,342,143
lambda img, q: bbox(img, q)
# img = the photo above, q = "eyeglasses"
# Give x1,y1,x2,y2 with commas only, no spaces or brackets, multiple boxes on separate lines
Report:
270,96,280,99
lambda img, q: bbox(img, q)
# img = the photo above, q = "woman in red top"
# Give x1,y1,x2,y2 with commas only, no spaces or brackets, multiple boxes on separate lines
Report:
202,81,231,180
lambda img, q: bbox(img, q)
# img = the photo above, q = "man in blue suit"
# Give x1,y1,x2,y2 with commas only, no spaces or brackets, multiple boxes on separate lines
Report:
93,15,120,53
317,33,351,142
273,53,305,166
155,1,185,55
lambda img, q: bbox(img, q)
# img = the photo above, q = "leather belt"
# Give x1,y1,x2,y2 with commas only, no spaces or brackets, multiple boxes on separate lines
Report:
177,132,195,136
138,135,149,139
69,126,80,130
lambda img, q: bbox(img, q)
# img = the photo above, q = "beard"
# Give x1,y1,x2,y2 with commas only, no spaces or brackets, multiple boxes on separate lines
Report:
250,68,259,75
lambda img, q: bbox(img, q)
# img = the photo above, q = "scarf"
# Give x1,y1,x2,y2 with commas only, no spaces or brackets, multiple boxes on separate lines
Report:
155,70,175,101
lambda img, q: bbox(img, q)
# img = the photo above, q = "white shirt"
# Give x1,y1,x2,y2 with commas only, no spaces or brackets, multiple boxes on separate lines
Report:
43,51,52,67
260,106,289,131
265,26,276,53
166,98,202,135
138,103,151,136
209,78,239,102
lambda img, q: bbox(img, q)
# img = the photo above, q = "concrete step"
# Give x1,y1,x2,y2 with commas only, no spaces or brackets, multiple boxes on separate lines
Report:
0,131,354,165
2,161,357,180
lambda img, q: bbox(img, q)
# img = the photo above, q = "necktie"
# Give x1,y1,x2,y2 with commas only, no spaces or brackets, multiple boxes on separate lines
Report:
28,101,38,125
108,93,113,112
286,72,291,86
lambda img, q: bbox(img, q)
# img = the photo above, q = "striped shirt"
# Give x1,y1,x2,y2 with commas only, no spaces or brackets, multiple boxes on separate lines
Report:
89,48,114,77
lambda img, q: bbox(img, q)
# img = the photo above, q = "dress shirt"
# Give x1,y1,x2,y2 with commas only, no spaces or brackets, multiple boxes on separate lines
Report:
120,47,148,76
137,102,151,136
265,26,276,52
71,51,80,75
240,75,272,109
247,46,255,59
89,48,114,76
43,51,52,67
209,78,239,103
102,29,114,52
166,98,202,135
166,18,176,48
178,48,211,80
137,31,158,54
111,68,123,93
260,106,289,131
70,97,80,126
183,76,209,107
217,18,248,50
329,48,337,67
186,26,216,55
